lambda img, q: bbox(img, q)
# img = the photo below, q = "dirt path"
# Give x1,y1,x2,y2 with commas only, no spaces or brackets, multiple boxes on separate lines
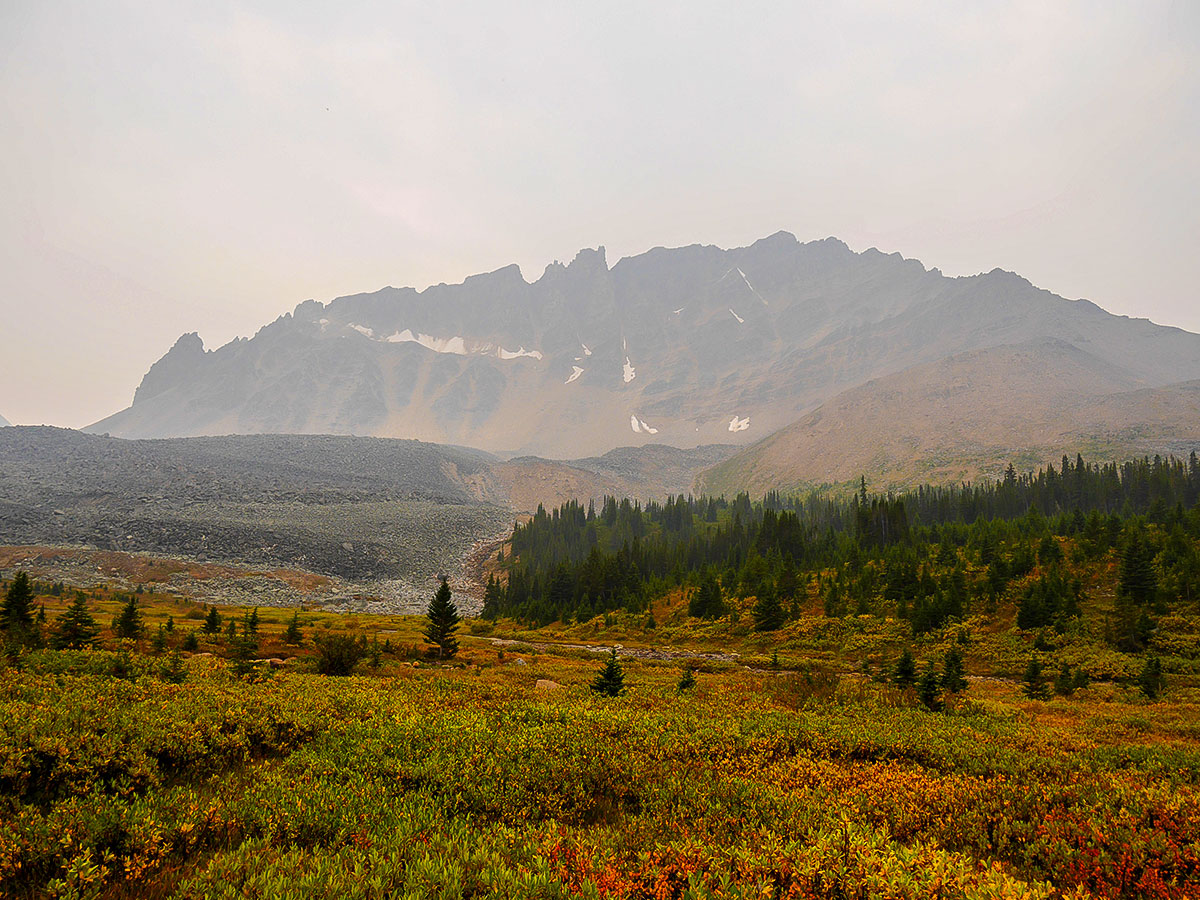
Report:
486,637,742,663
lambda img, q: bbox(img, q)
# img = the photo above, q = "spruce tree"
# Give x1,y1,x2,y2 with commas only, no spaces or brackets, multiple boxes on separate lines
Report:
942,647,967,694
161,649,187,684
1054,662,1076,696
677,666,696,692
1118,528,1158,607
1022,657,1051,700
591,649,626,696
688,572,724,619
51,593,99,650
283,609,303,645
1,572,35,639
113,594,143,640
752,583,785,632
1115,528,1159,650
203,606,222,635
424,578,460,659
893,649,917,688
917,663,943,712
1139,656,1164,699
481,574,504,619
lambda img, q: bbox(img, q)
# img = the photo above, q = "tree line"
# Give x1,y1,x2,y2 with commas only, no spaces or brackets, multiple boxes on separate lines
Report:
482,454,1200,648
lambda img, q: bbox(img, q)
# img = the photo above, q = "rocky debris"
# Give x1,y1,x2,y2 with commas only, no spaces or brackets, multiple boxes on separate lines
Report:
0,428,514,607
535,679,562,691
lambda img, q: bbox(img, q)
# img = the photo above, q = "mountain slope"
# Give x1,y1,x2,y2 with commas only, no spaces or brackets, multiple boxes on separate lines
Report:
697,340,1200,495
0,428,732,604
88,233,1200,459
0,413,10,427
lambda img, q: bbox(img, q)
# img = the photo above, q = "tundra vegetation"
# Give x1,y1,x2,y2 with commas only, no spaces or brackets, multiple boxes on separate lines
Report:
1,453,1199,898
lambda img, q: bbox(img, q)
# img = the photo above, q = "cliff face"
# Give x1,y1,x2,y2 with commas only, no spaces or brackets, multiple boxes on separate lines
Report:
88,233,1200,461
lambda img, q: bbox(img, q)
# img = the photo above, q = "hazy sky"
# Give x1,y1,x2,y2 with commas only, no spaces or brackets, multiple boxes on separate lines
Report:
2,1,1197,427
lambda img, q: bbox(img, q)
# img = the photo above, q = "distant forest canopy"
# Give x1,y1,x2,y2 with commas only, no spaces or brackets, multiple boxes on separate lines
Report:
483,453,1200,646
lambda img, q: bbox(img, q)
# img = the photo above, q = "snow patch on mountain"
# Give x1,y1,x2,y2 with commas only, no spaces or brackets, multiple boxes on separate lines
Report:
386,329,469,355
623,357,636,383
729,309,745,324
728,415,750,432
630,414,658,435
497,346,543,360
565,366,584,384
737,268,767,305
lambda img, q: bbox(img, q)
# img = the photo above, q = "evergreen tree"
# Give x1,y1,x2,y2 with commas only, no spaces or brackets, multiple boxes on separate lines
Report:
481,575,504,619
203,606,222,635
677,666,696,692
1,572,35,641
228,632,258,677
181,631,199,652
424,579,460,659
1119,528,1159,607
244,607,260,638
1139,656,1164,699
893,649,917,688
591,649,626,696
113,594,143,640
283,609,303,645
1054,662,1076,697
688,572,725,619
165,615,175,633
752,583,785,632
151,626,168,654
942,647,967,694
917,663,943,712
51,593,99,650
1021,658,1051,700
161,649,187,684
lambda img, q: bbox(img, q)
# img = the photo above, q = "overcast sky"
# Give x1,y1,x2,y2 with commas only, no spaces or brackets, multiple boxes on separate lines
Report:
1,0,1197,427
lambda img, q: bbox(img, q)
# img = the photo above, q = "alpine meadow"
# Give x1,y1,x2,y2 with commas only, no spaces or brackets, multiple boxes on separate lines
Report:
4,3,1200,898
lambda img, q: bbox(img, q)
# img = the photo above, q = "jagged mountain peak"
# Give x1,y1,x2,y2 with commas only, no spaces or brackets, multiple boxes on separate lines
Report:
89,232,1200,462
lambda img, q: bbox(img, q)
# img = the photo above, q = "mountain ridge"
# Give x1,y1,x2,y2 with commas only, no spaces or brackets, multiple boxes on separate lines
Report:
87,232,1200,467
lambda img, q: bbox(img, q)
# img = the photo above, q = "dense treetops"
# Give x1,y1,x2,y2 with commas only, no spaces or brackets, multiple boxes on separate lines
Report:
486,454,1200,643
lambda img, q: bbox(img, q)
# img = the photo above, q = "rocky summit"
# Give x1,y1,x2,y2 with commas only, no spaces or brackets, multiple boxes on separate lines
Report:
89,232,1200,462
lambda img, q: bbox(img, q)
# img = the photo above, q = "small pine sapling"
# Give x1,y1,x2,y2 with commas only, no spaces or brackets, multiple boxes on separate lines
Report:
591,649,626,697
893,649,917,688
677,666,697,692
284,609,304,645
